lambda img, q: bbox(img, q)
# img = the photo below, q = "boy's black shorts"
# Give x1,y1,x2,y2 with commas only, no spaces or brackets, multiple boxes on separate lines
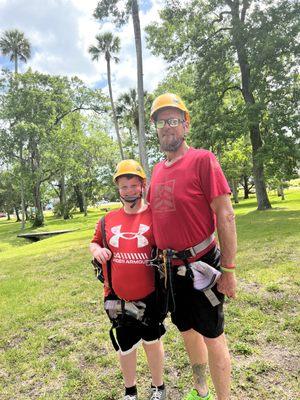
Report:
171,246,225,338
106,291,166,355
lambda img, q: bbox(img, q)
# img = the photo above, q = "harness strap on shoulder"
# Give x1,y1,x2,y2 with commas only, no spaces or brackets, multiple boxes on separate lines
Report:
101,216,115,295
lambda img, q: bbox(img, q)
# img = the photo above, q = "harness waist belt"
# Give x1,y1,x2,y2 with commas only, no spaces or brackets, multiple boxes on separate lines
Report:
171,234,215,259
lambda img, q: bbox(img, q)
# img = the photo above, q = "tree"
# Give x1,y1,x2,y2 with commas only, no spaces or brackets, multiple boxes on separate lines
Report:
0,29,32,229
0,69,109,227
221,137,253,203
93,0,151,180
146,0,299,210
89,32,124,159
0,29,31,74
116,88,153,163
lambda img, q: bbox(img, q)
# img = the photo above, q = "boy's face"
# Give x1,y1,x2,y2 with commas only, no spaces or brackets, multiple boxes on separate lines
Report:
117,176,143,201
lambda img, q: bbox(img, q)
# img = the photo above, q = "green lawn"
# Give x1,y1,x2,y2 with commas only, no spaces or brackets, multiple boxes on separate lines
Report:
0,193,299,400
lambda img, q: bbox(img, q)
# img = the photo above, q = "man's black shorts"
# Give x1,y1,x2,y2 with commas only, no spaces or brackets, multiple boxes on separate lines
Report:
171,246,225,338
106,291,166,354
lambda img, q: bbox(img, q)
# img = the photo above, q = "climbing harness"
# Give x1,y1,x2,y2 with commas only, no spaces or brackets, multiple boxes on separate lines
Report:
92,216,160,351
91,258,104,283
148,238,222,308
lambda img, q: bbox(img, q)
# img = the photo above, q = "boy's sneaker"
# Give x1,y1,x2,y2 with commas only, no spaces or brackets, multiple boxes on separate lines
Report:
124,395,138,400
184,389,213,400
148,386,167,400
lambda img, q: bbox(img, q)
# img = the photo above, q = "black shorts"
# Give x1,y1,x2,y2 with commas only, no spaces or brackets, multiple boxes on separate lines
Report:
106,291,166,354
115,322,166,355
171,246,225,338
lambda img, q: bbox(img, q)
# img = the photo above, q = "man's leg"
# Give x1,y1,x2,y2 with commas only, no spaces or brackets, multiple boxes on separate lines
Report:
181,329,209,397
142,339,164,386
118,349,138,388
204,333,231,400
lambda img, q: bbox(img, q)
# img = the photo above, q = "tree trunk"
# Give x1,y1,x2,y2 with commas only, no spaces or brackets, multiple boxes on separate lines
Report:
131,0,151,181
15,207,21,222
129,127,135,158
74,184,84,212
32,180,44,227
6,212,11,221
19,145,26,230
25,205,29,220
231,179,239,203
277,184,285,200
82,187,87,217
243,175,250,199
106,57,124,159
59,174,70,219
229,1,271,210
30,138,44,227
14,50,18,74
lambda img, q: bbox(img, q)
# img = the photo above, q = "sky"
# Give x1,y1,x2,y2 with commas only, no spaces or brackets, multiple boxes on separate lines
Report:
0,0,168,96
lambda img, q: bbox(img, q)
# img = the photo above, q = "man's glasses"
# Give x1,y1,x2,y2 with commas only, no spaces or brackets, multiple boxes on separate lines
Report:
155,118,185,129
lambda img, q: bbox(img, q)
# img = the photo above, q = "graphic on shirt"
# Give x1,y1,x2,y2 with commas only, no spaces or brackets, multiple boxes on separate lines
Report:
109,224,150,248
152,180,176,212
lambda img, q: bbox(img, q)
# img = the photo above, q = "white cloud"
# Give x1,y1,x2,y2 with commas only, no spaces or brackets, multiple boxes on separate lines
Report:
0,0,168,96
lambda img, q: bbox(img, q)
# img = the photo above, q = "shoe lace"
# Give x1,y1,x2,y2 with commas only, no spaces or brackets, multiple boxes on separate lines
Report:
150,387,163,400
124,395,137,400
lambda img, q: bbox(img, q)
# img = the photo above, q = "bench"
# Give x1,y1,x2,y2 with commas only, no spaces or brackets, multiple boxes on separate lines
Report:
17,229,77,242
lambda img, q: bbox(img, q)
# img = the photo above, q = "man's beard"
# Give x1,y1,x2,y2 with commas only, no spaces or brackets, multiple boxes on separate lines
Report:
159,136,185,152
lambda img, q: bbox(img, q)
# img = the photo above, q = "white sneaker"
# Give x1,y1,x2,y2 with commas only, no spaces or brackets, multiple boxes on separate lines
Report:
124,395,138,400
148,387,167,400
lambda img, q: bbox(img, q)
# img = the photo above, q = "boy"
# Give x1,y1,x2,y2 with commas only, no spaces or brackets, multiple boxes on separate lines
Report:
90,160,166,400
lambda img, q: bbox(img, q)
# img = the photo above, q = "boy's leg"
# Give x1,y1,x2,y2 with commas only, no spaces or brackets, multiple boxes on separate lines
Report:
204,333,231,400
119,349,138,388
181,329,209,397
142,339,164,386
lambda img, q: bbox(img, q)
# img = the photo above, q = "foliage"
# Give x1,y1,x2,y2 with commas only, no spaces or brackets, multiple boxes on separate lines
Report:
0,69,111,226
0,29,31,73
89,31,124,160
146,0,300,209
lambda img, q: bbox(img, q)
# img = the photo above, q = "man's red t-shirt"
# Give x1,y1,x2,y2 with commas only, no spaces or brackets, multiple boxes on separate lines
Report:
147,148,231,260
91,207,155,301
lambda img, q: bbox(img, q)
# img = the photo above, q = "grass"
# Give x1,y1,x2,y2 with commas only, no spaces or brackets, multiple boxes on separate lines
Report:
0,193,299,400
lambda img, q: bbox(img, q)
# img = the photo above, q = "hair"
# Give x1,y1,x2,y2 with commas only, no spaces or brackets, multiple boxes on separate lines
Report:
115,174,144,184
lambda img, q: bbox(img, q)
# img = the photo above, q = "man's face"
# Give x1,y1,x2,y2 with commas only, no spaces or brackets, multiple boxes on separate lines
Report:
155,108,188,152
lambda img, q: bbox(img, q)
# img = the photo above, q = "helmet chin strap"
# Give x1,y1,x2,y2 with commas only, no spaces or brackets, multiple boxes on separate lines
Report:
119,193,142,209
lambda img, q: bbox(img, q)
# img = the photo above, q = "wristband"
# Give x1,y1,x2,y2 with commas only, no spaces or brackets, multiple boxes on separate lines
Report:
221,266,236,273
221,263,235,268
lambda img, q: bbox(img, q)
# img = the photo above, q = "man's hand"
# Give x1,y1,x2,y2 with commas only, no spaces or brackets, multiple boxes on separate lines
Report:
90,243,112,264
217,271,237,298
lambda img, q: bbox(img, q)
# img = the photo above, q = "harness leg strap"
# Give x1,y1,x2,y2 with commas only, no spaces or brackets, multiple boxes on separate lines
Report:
203,289,220,307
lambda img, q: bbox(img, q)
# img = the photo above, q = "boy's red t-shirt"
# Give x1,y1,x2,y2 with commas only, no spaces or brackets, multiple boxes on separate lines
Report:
91,207,155,301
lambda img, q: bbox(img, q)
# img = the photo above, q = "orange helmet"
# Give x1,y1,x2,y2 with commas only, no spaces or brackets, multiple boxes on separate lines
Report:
113,159,146,183
150,93,190,124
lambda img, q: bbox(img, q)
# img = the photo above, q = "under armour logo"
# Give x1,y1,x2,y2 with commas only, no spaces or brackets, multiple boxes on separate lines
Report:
109,224,149,248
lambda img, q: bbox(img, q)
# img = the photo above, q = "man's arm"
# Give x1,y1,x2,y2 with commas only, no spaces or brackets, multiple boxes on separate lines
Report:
210,194,237,298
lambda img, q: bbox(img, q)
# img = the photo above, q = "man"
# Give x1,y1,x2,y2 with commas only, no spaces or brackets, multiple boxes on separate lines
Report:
148,93,237,400
90,160,166,400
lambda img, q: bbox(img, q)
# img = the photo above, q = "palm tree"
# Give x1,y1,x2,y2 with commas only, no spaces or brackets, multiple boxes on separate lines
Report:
0,29,31,230
0,29,31,74
93,1,150,178
117,89,152,172
89,32,124,159
131,0,150,180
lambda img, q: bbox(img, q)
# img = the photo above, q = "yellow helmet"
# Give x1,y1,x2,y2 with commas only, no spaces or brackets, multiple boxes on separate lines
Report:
113,159,146,183
150,93,190,124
